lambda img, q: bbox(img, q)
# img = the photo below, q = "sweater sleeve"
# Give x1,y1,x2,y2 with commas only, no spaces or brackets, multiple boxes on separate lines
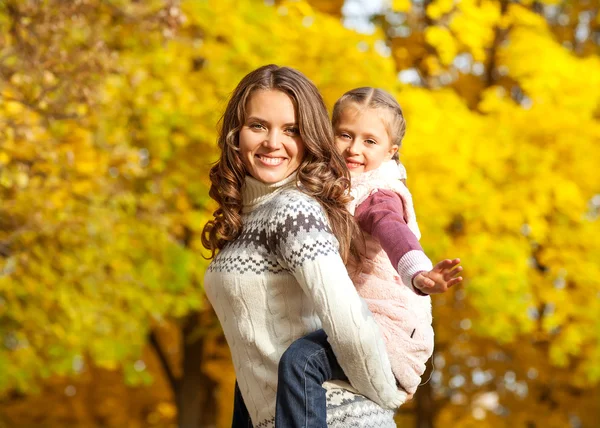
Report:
271,196,407,409
355,189,433,294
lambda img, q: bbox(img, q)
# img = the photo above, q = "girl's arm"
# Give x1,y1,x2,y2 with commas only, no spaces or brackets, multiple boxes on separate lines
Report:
355,190,462,294
355,189,432,294
271,196,407,409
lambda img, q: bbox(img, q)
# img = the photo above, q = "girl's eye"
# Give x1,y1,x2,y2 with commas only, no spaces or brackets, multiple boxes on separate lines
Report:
365,139,377,145
339,133,351,140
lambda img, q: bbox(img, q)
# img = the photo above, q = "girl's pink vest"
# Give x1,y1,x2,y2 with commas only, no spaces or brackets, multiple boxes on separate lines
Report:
347,161,434,395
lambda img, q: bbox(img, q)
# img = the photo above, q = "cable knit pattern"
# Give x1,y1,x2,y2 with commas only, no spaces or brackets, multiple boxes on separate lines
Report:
204,173,404,427
347,161,435,395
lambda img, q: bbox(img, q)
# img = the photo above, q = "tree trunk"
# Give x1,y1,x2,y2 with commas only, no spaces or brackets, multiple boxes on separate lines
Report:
151,314,218,428
414,360,435,428
175,316,218,428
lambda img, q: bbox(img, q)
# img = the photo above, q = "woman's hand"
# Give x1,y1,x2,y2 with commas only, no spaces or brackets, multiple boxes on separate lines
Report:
412,258,463,294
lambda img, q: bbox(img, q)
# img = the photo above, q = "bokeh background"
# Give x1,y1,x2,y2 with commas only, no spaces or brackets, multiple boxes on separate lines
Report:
1,0,599,426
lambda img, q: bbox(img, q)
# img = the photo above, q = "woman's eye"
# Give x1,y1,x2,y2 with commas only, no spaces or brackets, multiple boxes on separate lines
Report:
285,127,299,136
250,123,265,130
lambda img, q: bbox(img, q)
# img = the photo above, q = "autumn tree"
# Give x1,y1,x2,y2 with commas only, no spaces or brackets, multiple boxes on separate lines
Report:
1,0,599,427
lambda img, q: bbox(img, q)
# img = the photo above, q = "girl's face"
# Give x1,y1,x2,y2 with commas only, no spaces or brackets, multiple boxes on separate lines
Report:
239,89,305,184
334,105,398,176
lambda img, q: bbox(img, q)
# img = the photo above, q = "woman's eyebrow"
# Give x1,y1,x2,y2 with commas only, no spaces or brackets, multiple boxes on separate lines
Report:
246,116,268,123
246,116,297,127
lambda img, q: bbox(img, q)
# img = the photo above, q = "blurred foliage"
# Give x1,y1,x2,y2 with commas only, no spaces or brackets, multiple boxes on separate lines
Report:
1,0,599,427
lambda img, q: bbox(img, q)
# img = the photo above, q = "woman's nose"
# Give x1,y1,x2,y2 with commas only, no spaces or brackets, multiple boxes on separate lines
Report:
263,130,281,149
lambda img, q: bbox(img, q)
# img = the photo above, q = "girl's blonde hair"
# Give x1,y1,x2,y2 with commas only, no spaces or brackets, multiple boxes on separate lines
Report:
332,87,406,162
202,64,361,263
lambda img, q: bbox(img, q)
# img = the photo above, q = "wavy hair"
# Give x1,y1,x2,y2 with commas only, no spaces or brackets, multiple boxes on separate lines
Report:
332,87,406,162
202,64,360,263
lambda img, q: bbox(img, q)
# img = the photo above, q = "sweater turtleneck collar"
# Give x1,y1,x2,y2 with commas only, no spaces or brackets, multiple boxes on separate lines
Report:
242,172,298,213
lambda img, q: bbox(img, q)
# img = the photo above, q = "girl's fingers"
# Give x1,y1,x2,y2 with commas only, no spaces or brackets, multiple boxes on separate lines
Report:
434,259,450,270
443,265,463,281
435,258,461,272
447,277,463,287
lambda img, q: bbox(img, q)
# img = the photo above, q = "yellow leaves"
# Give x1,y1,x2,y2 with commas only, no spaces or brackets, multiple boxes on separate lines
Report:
157,402,177,419
175,192,190,212
424,0,500,64
553,181,585,220
449,0,500,62
425,26,457,66
3,99,25,115
186,210,208,232
392,0,412,13
549,324,587,367
1,2,599,425
71,180,94,195
284,0,316,17
0,168,13,188
423,54,444,75
426,0,455,20
500,21,600,114
460,233,533,338
507,3,549,29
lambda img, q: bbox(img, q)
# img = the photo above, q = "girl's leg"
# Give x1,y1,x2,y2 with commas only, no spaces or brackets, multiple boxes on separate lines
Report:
232,381,253,428
275,329,347,428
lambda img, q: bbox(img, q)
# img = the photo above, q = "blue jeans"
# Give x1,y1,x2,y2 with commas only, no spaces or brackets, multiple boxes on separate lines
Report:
231,330,347,428
275,329,347,428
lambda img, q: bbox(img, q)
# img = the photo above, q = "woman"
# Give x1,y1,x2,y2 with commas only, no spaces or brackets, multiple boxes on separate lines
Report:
202,64,404,427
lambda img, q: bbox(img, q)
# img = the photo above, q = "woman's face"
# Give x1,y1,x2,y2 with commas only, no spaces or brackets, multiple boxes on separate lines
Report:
238,89,305,184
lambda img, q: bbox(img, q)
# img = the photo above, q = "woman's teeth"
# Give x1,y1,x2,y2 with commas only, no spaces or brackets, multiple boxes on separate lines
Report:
258,155,284,165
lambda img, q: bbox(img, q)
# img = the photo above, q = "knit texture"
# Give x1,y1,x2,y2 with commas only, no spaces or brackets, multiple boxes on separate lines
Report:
347,161,435,395
326,387,396,427
204,173,404,427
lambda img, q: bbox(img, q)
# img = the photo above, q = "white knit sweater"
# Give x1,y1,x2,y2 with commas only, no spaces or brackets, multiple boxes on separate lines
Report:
204,174,405,427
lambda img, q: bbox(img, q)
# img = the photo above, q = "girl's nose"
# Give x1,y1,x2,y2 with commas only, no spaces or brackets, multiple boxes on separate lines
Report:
347,140,360,155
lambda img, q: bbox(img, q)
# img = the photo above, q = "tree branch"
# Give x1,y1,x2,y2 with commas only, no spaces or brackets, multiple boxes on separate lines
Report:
149,330,179,393
484,0,510,88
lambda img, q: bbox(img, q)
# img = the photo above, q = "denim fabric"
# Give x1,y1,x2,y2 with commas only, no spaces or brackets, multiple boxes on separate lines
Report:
275,329,347,428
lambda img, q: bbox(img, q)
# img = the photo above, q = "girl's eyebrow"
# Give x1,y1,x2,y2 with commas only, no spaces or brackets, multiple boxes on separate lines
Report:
363,133,380,140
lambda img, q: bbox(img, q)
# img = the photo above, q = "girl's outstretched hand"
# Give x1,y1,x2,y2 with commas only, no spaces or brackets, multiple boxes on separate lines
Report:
413,258,463,294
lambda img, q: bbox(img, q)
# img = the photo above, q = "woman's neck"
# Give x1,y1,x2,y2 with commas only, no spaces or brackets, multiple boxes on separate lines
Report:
242,173,298,212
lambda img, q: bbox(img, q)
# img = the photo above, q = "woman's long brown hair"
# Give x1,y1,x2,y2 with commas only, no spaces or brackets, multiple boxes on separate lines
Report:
201,64,361,263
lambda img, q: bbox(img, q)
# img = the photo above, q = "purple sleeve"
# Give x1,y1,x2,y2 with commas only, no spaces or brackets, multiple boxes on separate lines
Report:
355,189,432,295
355,189,423,269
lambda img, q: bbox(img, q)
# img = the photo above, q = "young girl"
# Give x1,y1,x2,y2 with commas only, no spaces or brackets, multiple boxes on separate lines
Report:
273,88,463,427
